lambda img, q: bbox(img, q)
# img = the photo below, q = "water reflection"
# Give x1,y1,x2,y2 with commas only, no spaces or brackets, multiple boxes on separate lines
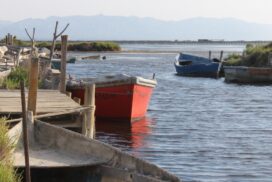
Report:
68,51,272,181
95,117,154,149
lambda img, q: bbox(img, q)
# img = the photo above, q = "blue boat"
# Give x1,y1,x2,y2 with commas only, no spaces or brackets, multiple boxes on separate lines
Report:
174,53,222,78
51,58,76,70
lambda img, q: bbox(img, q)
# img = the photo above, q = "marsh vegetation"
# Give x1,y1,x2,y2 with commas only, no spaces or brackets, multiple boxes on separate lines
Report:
225,43,272,67
0,119,21,182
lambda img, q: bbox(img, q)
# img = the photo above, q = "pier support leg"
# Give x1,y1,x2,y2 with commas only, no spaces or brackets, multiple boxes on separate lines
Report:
60,35,68,93
82,84,96,139
28,57,39,115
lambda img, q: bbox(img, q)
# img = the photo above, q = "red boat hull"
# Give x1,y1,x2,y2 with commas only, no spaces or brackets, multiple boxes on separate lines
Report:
68,84,154,122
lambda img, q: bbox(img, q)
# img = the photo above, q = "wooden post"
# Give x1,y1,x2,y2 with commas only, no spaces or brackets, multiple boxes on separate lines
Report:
268,53,272,66
83,84,96,138
10,34,13,45
13,55,16,67
49,21,70,60
219,50,224,61
16,49,22,66
27,57,39,115
5,35,8,45
20,81,31,182
25,28,37,83
7,33,11,45
208,50,211,60
242,51,246,58
25,28,36,56
152,73,156,79
7,34,13,45
7,34,9,45
60,35,68,93
49,21,58,60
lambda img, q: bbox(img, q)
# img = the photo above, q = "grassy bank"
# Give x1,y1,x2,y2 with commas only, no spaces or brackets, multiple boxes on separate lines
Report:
0,67,28,89
0,119,20,182
67,42,121,51
225,43,272,67
1,38,121,52
0,67,46,89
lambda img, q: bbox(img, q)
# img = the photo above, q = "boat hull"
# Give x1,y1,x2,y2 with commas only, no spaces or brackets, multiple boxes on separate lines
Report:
175,62,221,78
67,84,154,122
224,66,272,84
17,165,173,182
51,58,76,70
10,119,180,181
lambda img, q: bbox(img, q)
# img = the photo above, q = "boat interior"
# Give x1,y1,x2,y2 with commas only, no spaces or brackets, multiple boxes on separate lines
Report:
178,60,193,66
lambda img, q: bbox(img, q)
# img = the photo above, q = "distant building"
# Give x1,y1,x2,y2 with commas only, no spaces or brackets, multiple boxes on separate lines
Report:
198,39,210,43
198,39,224,43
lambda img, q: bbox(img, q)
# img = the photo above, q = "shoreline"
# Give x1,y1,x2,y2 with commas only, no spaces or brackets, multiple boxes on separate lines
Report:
68,50,243,54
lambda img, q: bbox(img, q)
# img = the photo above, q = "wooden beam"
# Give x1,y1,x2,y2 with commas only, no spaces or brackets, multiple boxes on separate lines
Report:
6,106,89,124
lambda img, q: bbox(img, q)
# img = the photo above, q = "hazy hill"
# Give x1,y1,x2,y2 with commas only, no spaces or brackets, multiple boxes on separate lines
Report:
0,16,271,41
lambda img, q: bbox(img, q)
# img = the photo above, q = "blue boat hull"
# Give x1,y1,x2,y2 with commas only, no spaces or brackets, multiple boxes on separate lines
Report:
51,58,76,70
174,61,221,78
174,53,222,78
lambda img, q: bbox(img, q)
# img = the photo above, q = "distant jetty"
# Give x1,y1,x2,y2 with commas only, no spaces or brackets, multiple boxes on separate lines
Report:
113,40,270,45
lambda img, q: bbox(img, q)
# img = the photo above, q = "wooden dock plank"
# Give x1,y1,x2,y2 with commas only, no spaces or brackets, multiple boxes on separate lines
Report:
0,89,82,114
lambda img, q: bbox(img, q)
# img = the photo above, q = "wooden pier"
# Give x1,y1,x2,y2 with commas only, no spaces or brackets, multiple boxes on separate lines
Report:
0,89,82,115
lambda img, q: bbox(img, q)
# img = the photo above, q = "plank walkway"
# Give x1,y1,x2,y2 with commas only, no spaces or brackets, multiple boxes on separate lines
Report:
0,89,82,114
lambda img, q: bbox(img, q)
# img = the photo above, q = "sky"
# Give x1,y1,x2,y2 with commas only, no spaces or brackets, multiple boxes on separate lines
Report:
1,0,272,24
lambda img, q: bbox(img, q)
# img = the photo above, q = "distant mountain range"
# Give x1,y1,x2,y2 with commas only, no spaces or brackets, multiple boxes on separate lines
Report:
0,15,272,41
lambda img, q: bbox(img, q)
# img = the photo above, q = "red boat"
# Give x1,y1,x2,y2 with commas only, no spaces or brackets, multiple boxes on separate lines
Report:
66,74,157,122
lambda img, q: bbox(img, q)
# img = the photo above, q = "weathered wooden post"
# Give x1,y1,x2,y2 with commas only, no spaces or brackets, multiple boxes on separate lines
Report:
60,35,68,93
10,34,13,45
6,33,13,45
16,49,22,67
268,53,272,66
6,34,9,45
49,21,69,60
152,73,156,79
25,28,36,56
5,35,8,45
25,28,37,84
242,51,245,58
208,50,211,60
83,84,96,138
20,81,31,182
13,55,16,67
219,50,224,61
27,57,39,115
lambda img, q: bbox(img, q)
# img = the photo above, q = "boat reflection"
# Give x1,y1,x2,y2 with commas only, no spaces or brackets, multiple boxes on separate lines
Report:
95,117,155,149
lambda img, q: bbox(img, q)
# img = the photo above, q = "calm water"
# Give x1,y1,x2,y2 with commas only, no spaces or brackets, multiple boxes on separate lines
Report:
120,43,245,52
67,44,272,182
